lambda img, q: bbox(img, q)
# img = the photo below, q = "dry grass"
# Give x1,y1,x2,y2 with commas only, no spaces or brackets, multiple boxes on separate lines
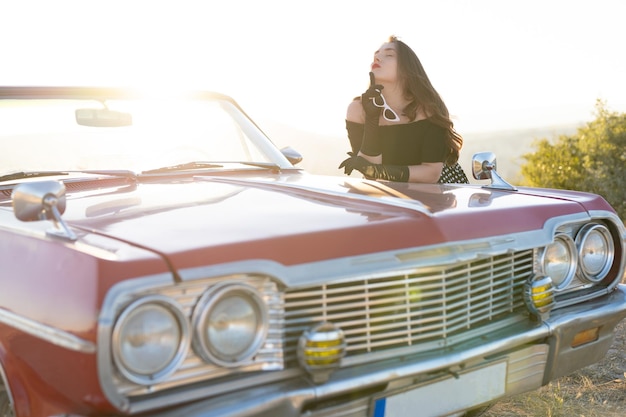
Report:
483,319,626,417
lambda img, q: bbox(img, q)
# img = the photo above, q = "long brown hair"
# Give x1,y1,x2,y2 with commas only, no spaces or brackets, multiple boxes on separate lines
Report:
391,36,463,165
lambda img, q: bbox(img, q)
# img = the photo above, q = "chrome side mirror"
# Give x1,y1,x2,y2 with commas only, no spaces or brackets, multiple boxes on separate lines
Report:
472,152,517,191
280,146,303,165
12,181,77,240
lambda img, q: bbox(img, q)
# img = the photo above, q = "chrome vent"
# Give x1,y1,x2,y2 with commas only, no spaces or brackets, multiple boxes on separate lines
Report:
284,250,533,363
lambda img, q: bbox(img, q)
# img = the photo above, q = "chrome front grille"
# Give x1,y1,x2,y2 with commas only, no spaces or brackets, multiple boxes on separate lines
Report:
284,250,533,363
107,250,534,404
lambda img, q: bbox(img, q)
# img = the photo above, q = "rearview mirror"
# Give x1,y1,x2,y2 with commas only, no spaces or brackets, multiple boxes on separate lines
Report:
75,108,133,127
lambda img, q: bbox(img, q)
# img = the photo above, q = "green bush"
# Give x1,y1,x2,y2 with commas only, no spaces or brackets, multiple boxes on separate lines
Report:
521,100,626,220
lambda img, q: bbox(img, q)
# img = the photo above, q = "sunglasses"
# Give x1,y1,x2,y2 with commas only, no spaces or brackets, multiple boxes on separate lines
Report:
372,91,400,122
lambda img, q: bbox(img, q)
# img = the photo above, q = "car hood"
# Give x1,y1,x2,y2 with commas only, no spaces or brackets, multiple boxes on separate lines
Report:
61,173,610,269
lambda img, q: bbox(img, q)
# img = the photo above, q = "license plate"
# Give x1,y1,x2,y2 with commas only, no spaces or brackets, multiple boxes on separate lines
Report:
371,360,507,417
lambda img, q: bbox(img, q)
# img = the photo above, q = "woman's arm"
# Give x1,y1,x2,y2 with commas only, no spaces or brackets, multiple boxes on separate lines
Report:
346,100,382,164
408,162,443,183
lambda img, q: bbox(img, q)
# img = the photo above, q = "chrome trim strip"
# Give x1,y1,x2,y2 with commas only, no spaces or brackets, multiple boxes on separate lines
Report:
0,308,95,353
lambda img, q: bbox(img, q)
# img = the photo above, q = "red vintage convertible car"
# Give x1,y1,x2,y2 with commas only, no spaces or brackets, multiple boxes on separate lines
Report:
0,87,625,417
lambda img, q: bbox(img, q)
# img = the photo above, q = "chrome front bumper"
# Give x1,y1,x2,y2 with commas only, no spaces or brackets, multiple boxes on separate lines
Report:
149,285,626,417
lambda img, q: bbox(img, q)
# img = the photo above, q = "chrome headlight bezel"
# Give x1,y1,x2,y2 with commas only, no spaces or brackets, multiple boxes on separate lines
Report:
576,223,615,283
112,295,190,385
192,282,269,367
540,233,577,291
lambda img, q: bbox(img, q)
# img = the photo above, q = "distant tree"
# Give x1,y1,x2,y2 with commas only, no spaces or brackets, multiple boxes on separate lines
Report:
520,100,626,220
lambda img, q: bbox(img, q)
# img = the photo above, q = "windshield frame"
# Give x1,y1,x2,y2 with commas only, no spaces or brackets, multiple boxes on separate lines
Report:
0,87,295,178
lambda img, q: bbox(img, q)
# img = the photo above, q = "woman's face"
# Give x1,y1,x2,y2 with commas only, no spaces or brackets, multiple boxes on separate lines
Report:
371,41,398,84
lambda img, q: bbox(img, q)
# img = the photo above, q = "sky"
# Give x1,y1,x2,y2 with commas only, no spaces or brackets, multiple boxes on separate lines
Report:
2,0,626,139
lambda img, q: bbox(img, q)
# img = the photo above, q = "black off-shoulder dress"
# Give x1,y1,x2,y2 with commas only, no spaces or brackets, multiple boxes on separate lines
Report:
345,119,469,183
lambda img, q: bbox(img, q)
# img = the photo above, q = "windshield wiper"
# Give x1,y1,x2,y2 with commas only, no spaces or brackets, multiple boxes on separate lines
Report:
141,161,224,174
0,171,68,183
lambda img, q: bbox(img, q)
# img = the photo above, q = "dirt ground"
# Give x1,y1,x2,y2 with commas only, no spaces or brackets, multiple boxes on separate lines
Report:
483,318,626,416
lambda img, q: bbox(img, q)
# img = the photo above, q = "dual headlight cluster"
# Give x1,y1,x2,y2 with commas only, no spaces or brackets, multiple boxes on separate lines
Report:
526,221,618,318
111,283,269,385
540,222,615,291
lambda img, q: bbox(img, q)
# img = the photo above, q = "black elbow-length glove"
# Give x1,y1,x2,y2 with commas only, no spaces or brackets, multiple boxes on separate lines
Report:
339,152,409,182
359,72,384,156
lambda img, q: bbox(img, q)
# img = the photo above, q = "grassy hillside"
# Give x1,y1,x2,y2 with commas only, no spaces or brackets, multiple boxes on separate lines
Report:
262,121,580,185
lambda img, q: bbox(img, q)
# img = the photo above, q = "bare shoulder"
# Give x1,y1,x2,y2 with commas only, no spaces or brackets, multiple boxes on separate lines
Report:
346,99,365,123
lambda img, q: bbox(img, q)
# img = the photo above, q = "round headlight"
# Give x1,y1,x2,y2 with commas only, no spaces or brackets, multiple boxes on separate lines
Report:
192,283,268,367
577,223,614,283
541,234,577,290
112,296,190,384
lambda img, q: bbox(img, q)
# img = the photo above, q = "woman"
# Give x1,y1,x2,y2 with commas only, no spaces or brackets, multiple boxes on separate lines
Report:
339,35,468,184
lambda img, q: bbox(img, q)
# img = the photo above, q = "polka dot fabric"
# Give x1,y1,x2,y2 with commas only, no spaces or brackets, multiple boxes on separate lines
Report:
438,162,469,184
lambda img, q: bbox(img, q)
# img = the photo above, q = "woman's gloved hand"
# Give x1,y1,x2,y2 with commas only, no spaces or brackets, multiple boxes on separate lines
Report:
339,152,409,182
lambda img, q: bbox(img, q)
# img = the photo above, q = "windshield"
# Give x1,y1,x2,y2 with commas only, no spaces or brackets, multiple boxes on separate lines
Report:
0,91,292,177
